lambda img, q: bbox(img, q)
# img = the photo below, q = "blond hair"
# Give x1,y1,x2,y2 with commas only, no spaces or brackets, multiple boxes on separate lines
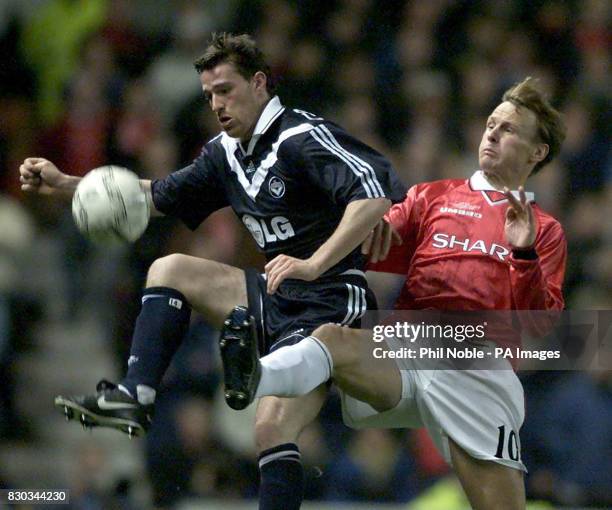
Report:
502,77,566,174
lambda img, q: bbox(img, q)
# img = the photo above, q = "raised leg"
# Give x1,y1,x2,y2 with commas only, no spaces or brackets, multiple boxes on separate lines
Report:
55,253,248,435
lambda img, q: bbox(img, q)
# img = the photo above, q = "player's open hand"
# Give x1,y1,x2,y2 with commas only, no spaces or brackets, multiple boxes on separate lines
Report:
503,186,536,248
265,254,320,294
361,218,402,263
19,158,67,195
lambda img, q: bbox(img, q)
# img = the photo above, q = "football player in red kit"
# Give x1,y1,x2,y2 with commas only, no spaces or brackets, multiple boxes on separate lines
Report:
371,169,565,313
226,77,567,510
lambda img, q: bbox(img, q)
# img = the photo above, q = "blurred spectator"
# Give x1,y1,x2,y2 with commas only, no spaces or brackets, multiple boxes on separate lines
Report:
99,0,151,76
0,94,36,198
0,194,38,440
561,97,609,196
20,0,108,123
112,79,162,167
68,442,137,510
331,51,377,101
534,1,580,94
324,428,420,502
323,0,374,53
279,38,331,113
564,192,607,298
147,0,233,125
146,395,256,508
256,0,299,75
38,69,112,178
524,371,612,507
334,94,392,158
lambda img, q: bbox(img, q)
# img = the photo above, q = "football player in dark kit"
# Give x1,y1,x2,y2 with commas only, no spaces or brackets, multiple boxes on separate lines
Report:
19,33,405,509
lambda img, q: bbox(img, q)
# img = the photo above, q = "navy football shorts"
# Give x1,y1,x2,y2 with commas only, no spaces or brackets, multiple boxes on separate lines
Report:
245,268,377,354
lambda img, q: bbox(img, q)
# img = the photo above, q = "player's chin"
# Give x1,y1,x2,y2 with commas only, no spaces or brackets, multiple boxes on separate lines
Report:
223,123,241,138
479,158,496,173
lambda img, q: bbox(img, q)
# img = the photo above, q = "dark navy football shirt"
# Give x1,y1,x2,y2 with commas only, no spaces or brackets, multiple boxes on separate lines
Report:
152,96,406,277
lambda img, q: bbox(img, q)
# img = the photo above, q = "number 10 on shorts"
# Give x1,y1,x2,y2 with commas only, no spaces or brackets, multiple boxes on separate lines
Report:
494,425,520,461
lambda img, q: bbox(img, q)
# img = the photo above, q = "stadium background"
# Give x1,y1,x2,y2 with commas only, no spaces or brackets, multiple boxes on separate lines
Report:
0,0,609,508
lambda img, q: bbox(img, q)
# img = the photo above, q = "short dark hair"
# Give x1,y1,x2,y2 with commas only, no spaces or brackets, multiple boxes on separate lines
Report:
502,77,566,174
193,33,276,95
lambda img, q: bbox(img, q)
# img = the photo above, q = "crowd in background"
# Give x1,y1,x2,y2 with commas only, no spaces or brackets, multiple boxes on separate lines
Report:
0,0,610,508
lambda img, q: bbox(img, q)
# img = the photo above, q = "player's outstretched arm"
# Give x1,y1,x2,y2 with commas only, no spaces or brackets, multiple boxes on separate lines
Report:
19,158,162,216
19,158,81,197
265,197,391,293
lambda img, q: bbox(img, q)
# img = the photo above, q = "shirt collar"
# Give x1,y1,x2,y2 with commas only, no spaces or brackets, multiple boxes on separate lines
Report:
469,170,535,202
244,96,285,155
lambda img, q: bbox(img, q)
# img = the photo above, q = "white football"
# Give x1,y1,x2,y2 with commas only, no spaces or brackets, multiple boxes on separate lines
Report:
72,165,149,244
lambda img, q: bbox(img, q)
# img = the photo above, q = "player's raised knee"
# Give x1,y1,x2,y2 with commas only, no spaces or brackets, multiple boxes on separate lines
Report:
312,323,342,342
312,323,360,369
147,253,192,288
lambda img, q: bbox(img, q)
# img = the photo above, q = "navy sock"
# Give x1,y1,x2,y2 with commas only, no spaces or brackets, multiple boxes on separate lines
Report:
258,443,304,510
120,287,191,399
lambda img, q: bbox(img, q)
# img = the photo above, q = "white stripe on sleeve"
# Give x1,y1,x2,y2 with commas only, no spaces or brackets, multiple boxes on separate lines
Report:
310,127,377,198
318,125,385,197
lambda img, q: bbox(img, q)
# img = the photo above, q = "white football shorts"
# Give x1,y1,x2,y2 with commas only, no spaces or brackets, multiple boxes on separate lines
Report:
340,337,526,472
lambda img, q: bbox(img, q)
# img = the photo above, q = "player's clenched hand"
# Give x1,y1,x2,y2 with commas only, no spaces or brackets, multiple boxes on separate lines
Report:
19,158,67,195
361,219,402,263
503,186,536,248
265,254,320,294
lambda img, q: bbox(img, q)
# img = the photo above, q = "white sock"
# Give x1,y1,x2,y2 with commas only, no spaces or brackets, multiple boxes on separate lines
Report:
255,336,333,398
136,384,156,405
118,384,156,404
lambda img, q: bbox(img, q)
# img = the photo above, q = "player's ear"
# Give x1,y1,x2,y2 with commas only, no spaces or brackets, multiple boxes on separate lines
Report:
532,143,548,164
252,71,267,93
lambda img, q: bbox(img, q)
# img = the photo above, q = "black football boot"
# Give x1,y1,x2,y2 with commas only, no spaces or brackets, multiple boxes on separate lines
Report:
219,306,261,410
54,379,153,438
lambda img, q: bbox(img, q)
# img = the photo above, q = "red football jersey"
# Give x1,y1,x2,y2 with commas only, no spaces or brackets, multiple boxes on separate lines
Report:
370,171,566,313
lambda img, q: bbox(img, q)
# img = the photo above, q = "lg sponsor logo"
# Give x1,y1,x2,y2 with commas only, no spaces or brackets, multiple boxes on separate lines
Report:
242,215,295,248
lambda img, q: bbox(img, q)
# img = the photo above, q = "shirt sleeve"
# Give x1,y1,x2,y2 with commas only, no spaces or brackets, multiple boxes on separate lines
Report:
300,121,406,206
151,144,229,230
367,185,421,275
509,219,566,311
509,217,566,338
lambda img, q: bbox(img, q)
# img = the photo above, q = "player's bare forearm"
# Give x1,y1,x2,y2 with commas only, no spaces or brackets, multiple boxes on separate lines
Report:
19,158,81,197
53,174,81,197
265,198,391,293
309,197,391,276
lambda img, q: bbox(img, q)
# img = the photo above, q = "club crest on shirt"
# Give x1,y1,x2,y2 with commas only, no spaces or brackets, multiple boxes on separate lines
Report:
269,176,286,198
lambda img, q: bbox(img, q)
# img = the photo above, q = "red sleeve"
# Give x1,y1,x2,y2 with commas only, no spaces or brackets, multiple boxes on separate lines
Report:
508,217,566,339
509,219,566,311
367,186,420,275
